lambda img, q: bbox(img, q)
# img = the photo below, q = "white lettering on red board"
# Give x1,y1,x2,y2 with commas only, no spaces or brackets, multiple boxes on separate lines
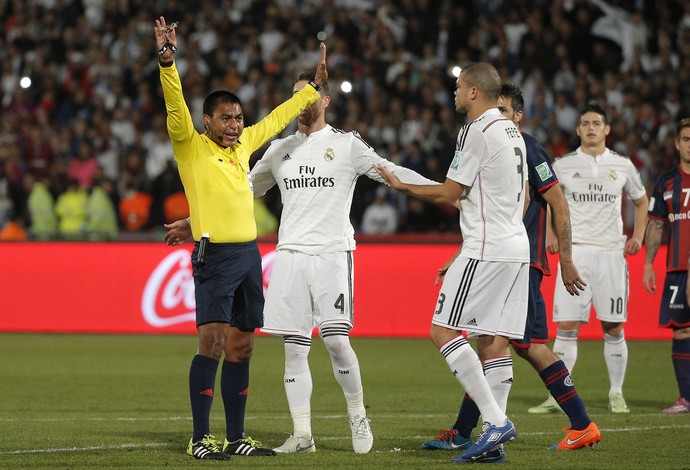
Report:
141,249,276,328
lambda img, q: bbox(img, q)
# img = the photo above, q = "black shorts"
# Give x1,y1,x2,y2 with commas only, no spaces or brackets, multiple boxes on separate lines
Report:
192,240,264,330
511,267,549,349
659,271,690,329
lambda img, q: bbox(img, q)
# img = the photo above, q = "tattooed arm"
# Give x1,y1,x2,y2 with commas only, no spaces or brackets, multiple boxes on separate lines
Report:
643,218,664,294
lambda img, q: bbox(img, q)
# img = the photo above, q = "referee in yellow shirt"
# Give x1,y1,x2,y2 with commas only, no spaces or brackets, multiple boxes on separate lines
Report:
155,16,328,460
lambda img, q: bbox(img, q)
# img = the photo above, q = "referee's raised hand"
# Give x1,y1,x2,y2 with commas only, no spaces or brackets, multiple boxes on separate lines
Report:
313,42,328,86
154,16,177,63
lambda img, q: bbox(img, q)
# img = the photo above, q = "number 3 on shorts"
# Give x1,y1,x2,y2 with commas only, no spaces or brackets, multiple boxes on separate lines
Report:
435,293,446,315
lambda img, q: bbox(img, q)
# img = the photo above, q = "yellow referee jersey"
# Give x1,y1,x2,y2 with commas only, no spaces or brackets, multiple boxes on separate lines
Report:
159,62,319,242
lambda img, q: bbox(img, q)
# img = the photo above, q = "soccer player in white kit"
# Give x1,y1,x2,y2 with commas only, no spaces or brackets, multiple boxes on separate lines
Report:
530,103,649,414
251,73,437,454
375,63,529,464
165,72,436,454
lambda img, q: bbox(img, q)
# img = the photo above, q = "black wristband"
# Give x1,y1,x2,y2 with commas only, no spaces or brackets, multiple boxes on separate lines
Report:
158,43,177,56
159,58,174,68
308,80,320,92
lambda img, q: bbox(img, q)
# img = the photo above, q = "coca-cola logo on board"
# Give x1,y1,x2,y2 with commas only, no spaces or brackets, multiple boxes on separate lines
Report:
141,249,276,328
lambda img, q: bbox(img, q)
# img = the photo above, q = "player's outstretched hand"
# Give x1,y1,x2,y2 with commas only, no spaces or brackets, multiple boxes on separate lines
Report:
163,218,192,246
313,43,328,86
373,163,403,190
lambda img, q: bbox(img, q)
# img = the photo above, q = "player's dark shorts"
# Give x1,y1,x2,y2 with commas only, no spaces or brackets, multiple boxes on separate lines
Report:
191,240,264,330
511,267,549,348
659,271,690,329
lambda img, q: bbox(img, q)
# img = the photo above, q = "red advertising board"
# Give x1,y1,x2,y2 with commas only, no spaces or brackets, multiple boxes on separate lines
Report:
0,242,672,339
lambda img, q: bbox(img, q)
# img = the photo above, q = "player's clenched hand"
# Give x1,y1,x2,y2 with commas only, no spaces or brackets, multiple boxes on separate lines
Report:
624,237,642,255
163,218,192,246
546,234,559,254
313,43,328,86
373,163,402,189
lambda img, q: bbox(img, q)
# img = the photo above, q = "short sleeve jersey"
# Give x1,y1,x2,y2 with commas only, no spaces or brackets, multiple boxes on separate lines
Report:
648,166,690,272
553,147,647,251
523,132,559,275
446,108,529,262
250,124,434,254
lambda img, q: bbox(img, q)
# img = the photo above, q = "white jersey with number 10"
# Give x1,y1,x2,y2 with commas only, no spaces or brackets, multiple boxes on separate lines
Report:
553,147,647,251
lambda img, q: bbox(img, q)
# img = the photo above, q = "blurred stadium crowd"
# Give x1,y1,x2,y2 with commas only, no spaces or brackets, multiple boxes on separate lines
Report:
1,0,689,240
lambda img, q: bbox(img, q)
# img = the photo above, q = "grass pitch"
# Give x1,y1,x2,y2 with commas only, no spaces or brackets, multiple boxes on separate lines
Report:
0,334,687,469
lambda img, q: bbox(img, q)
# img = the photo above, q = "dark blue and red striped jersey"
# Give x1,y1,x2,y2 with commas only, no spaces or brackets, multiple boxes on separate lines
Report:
523,132,559,276
648,166,690,272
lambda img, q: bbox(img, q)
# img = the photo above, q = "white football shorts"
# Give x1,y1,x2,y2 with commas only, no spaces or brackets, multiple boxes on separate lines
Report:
260,250,354,337
432,257,529,339
552,245,629,323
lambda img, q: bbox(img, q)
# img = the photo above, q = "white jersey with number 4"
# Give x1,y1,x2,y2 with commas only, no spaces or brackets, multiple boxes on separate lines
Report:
553,147,646,251
251,124,435,254
447,108,529,262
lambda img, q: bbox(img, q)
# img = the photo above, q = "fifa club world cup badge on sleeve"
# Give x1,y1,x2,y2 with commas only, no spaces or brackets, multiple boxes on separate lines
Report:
451,150,462,170
324,148,335,161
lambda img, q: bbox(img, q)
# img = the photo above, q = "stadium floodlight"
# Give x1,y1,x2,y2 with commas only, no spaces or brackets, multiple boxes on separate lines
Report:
20,76,31,89
340,81,352,93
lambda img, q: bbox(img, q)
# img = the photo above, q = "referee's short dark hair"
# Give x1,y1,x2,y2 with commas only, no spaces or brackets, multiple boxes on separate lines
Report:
295,71,329,93
580,102,608,124
203,91,242,116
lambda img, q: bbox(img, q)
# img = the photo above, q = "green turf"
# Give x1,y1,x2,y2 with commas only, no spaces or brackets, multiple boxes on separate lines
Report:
0,334,687,469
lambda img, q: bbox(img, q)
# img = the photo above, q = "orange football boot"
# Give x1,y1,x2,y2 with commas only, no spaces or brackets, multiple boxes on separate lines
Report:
550,422,602,450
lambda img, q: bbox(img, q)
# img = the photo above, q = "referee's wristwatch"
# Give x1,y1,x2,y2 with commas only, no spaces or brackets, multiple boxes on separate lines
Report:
308,80,320,91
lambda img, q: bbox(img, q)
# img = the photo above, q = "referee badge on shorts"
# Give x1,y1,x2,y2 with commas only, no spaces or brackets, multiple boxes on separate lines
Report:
324,148,335,161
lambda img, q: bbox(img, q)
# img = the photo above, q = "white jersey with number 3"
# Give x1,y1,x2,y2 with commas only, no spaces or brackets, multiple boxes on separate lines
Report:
446,108,529,262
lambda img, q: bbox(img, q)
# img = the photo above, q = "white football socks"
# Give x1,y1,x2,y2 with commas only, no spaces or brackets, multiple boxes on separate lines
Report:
553,328,579,374
323,334,366,418
284,340,313,437
440,336,506,426
483,356,513,413
604,330,627,395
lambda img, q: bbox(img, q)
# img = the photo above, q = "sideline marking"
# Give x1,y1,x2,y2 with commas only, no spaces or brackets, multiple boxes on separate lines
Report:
2,423,689,455
0,412,678,422
1,443,167,455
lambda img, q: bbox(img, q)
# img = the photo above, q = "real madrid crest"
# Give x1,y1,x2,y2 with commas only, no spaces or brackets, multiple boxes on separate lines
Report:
324,148,335,161
608,170,617,181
